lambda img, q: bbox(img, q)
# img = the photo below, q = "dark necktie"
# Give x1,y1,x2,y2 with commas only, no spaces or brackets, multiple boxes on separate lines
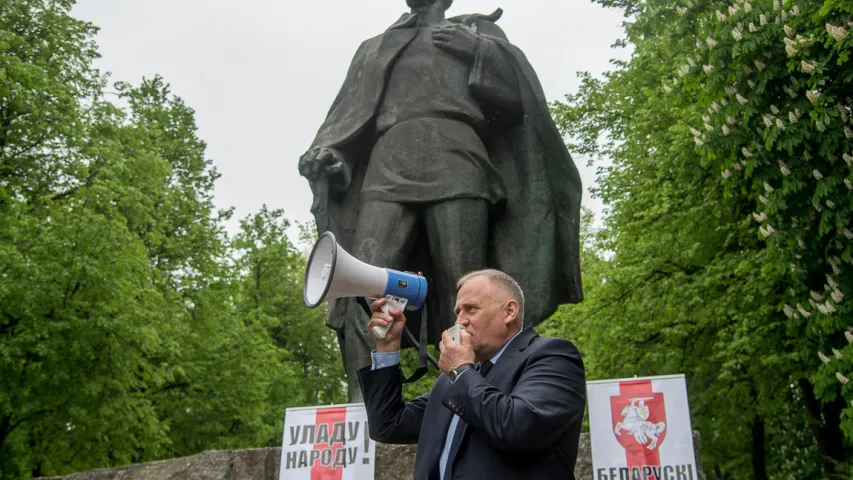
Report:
478,360,494,377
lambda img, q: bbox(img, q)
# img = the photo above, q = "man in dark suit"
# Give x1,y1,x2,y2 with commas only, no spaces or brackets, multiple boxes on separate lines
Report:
358,269,586,479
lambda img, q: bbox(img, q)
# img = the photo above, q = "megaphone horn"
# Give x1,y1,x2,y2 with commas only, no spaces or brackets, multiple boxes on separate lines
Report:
303,232,428,339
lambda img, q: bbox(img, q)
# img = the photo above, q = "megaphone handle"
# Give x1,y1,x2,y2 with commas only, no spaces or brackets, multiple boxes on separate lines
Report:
373,296,408,339
371,323,391,339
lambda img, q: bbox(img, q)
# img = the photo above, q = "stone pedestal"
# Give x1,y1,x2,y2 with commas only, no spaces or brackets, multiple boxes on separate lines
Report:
44,432,704,480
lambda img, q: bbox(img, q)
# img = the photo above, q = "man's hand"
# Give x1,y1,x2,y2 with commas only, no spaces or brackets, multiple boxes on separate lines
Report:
368,298,407,353
438,328,475,376
298,146,349,185
432,24,480,62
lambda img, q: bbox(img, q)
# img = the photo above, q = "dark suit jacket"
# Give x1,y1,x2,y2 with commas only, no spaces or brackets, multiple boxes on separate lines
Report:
358,327,585,480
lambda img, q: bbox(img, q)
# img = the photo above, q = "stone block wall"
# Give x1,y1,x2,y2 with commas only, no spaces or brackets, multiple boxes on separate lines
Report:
45,432,704,480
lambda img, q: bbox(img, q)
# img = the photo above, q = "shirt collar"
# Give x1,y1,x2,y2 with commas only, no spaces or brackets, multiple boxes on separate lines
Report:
486,328,523,366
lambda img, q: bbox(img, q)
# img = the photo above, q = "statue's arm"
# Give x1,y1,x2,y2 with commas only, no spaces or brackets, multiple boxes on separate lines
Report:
468,22,523,123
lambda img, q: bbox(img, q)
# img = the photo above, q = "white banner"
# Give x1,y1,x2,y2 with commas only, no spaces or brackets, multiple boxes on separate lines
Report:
279,403,375,480
587,374,697,480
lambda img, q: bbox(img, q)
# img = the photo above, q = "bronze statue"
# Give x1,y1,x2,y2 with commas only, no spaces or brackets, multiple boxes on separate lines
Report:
299,0,583,401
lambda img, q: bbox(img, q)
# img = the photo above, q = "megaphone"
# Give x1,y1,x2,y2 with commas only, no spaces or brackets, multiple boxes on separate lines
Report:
304,232,428,339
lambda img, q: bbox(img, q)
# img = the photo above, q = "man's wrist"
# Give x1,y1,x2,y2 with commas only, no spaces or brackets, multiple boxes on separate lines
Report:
375,345,400,354
449,363,475,383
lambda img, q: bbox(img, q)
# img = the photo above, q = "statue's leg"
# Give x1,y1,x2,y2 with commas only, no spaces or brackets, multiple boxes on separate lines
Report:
344,200,418,402
423,199,489,338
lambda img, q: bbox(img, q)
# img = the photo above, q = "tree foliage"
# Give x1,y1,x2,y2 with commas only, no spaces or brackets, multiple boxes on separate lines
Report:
546,0,853,478
0,1,345,477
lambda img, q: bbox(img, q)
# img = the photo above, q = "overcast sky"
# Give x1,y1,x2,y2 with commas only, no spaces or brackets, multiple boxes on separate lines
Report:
70,0,628,239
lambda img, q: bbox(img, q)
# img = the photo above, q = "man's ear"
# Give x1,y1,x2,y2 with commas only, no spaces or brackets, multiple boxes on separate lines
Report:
503,300,519,326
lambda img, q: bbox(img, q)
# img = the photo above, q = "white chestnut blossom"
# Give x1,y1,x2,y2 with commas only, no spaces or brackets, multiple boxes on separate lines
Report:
786,43,799,56
760,14,768,25
827,23,849,42
827,200,836,209
726,116,736,125
694,137,704,146
764,182,774,194
784,25,794,36
716,10,727,21
846,179,853,190
791,5,800,16
846,330,853,343
704,64,714,73
677,6,687,16
754,60,766,71
802,60,817,73
844,153,853,165
813,169,823,180
838,373,850,385
828,275,840,290
819,351,831,363
789,111,799,123
706,36,717,48
763,115,774,127
797,303,811,317
776,118,786,129
664,85,672,93
759,195,769,204
723,125,731,135
829,257,842,275
736,94,748,105
833,290,845,303
845,127,853,139
744,2,752,12
804,151,812,161
705,123,714,132
806,90,821,104
722,169,732,179
753,211,767,222
732,27,743,41
742,147,753,157
770,105,780,114
691,127,702,137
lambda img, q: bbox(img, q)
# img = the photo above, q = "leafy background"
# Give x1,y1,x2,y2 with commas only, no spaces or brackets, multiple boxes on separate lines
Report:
1,0,852,479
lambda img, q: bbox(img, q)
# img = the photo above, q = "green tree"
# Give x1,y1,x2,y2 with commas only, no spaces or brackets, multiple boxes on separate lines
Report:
547,0,853,477
231,207,347,443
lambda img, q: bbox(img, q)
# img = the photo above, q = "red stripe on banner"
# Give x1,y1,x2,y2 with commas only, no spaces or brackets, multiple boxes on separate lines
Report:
310,406,347,480
614,380,662,470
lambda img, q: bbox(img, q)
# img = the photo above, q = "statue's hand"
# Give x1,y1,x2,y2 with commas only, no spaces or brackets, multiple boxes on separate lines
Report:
299,147,350,190
432,23,480,62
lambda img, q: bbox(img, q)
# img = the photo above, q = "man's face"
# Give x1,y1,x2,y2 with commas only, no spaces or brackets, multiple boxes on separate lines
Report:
453,275,514,361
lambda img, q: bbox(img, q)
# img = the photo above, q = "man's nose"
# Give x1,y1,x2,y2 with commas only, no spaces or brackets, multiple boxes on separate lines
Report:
455,315,468,326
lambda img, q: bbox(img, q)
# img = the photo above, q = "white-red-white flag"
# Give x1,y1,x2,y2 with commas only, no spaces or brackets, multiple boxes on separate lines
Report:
587,374,697,480
279,403,375,480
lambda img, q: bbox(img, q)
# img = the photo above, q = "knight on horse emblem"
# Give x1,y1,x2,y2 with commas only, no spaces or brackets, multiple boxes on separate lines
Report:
613,397,667,450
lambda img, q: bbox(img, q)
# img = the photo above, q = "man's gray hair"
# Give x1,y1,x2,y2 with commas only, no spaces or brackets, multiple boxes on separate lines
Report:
457,269,525,325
